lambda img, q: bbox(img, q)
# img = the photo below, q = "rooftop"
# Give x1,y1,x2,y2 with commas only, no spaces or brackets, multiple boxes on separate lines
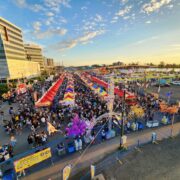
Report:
0,17,21,31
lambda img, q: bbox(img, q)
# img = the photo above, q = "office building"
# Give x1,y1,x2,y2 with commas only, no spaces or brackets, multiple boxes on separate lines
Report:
43,57,55,74
44,58,54,67
0,17,40,80
24,44,45,71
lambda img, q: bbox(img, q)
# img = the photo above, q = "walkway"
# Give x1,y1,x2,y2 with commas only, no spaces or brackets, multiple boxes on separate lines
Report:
24,122,180,180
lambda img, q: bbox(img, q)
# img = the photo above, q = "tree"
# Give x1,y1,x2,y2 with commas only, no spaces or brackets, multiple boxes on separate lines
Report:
0,84,9,97
112,61,124,66
91,64,101,68
158,61,165,68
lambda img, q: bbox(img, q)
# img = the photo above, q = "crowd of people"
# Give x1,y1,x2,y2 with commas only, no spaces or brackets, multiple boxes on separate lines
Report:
0,75,68,157
0,72,179,164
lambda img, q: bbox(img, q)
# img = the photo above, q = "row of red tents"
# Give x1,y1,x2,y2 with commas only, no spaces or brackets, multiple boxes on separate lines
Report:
90,76,136,99
35,75,64,107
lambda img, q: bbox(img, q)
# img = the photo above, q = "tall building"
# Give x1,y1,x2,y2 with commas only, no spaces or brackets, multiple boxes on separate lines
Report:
0,17,40,80
43,57,55,74
44,57,54,67
24,44,45,71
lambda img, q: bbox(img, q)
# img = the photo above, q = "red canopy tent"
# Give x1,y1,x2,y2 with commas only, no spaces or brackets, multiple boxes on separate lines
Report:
90,76,136,99
35,76,64,107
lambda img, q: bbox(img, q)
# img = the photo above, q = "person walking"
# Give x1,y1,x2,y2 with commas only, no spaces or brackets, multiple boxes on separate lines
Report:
10,136,17,147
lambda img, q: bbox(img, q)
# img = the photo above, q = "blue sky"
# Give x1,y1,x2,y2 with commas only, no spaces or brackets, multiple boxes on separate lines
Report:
0,0,180,66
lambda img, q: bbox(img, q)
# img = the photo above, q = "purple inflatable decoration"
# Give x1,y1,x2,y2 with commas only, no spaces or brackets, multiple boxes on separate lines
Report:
66,114,87,137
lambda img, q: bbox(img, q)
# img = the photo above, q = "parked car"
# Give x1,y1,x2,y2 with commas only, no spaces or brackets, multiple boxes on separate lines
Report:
171,81,180,85
154,83,170,87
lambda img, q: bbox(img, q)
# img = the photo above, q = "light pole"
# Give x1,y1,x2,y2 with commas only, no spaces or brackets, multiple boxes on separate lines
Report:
120,89,126,148
105,72,127,145
107,73,115,131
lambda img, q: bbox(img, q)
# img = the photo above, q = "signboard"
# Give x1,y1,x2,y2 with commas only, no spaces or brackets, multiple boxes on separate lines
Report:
91,165,95,179
63,165,71,180
14,148,52,172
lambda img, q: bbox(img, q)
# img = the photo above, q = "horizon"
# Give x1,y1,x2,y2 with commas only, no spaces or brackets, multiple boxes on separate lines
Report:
0,0,180,66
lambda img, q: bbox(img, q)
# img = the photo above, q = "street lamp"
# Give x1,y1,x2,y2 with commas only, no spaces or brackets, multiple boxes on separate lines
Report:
107,73,115,131
120,89,126,149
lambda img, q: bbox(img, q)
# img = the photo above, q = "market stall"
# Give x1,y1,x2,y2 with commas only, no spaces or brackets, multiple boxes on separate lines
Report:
35,75,64,107
60,75,75,106
90,75,136,99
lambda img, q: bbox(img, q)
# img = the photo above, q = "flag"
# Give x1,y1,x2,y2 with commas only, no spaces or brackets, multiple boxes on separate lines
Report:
91,165,95,179
158,86,160,93
63,165,71,180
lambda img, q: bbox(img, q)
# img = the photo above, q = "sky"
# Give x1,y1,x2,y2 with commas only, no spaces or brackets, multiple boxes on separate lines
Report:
0,0,180,66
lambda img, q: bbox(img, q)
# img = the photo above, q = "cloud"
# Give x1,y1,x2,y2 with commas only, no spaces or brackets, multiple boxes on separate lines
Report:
46,12,54,17
167,4,173,9
14,0,26,7
123,16,130,20
59,16,67,24
33,21,42,32
121,0,128,4
133,36,159,45
44,0,71,12
53,30,105,51
113,16,119,20
111,20,118,24
81,6,87,10
82,19,100,31
45,17,54,25
142,0,172,14
94,14,103,22
34,28,67,39
116,5,132,17
14,0,45,12
29,4,45,12
78,31,103,43
44,16,67,26
145,20,152,24
112,6,132,23
14,0,71,13
110,16,119,23
57,40,77,51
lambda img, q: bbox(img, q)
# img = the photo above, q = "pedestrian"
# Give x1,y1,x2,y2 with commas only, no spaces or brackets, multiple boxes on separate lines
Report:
10,136,17,147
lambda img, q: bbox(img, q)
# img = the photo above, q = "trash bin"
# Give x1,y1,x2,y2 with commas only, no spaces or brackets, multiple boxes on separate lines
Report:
67,143,75,153
120,135,127,145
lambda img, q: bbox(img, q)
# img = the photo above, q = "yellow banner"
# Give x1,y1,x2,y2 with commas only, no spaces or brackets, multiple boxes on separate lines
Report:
91,165,95,179
14,148,52,172
63,165,71,180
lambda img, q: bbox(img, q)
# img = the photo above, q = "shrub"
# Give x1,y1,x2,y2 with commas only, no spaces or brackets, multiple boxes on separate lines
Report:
0,84,9,96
